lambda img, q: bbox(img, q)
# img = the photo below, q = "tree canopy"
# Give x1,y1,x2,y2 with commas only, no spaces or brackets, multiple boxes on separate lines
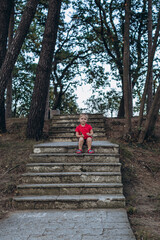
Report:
0,0,160,141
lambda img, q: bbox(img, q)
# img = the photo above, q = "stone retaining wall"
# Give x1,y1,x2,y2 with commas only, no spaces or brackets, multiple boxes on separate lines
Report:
5,116,160,139
105,116,160,139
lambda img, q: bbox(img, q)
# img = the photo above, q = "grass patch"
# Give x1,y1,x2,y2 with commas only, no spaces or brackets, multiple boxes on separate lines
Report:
135,229,159,240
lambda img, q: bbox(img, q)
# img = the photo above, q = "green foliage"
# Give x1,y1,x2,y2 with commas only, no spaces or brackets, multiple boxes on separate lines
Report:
60,92,79,114
72,0,160,115
12,53,37,117
12,0,81,116
9,0,160,117
84,89,121,116
127,206,137,215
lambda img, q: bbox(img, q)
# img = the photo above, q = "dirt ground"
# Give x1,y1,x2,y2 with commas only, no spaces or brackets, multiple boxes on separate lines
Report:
0,122,160,240
118,139,160,240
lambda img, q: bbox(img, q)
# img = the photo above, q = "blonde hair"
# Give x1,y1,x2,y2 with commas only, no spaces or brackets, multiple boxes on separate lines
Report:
80,113,88,119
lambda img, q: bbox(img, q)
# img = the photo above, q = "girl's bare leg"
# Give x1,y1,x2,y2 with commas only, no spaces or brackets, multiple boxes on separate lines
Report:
86,137,92,150
79,137,84,150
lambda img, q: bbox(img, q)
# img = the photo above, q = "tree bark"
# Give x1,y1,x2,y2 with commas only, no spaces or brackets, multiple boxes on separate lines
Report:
53,89,63,110
117,96,125,118
0,0,12,65
26,0,62,140
123,0,132,133
138,84,160,143
44,86,50,120
147,0,153,113
138,10,160,129
6,0,14,118
0,98,6,133
0,0,12,132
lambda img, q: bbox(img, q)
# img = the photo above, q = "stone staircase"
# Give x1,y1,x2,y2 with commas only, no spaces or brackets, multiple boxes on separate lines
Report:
49,114,107,142
13,114,125,209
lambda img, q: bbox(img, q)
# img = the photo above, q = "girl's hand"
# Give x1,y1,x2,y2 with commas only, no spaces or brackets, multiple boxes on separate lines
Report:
86,130,93,137
76,132,84,138
78,134,84,138
80,132,84,138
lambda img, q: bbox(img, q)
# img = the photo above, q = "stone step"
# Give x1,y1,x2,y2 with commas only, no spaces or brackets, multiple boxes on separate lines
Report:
51,122,105,127
51,114,104,120
33,141,119,154
50,126,106,133
30,153,120,163
49,136,107,142
26,162,121,173
13,194,125,209
50,132,106,137
17,183,123,195
22,172,122,184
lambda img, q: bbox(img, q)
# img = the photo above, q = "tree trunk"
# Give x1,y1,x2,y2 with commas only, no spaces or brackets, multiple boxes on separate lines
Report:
53,91,63,110
147,0,153,113
0,0,12,132
138,10,160,129
123,0,132,133
95,0,125,118
138,84,160,143
26,0,62,140
116,67,125,116
129,73,132,117
44,86,50,120
52,83,64,110
6,0,14,118
0,0,40,105
0,0,12,65
118,95,125,118
0,98,6,133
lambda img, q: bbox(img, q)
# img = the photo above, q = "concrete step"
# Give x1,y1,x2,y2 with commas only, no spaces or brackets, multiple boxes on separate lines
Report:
50,126,106,133
30,153,120,163
13,194,125,209
33,141,119,154
17,183,123,195
26,162,121,173
22,172,122,184
51,122,105,127
49,136,107,142
50,132,106,137
51,114,104,120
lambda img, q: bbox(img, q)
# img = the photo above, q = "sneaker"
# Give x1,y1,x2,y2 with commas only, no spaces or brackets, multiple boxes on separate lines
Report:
88,149,94,154
76,149,82,154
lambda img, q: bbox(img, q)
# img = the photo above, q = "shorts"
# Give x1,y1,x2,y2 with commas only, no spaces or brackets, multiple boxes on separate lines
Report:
83,136,92,145
83,139,87,146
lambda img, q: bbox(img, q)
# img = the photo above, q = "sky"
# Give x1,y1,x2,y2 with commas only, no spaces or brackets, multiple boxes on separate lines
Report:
75,83,93,109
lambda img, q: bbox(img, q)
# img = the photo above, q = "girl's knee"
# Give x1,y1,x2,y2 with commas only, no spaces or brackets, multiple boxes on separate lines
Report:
79,137,84,143
86,137,92,143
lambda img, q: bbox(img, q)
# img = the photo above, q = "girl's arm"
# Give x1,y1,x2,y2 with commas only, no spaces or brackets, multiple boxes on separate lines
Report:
76,131,84,138
87,129,93,136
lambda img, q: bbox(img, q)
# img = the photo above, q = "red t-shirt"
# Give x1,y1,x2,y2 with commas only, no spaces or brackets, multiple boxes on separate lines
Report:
75,124,92,139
